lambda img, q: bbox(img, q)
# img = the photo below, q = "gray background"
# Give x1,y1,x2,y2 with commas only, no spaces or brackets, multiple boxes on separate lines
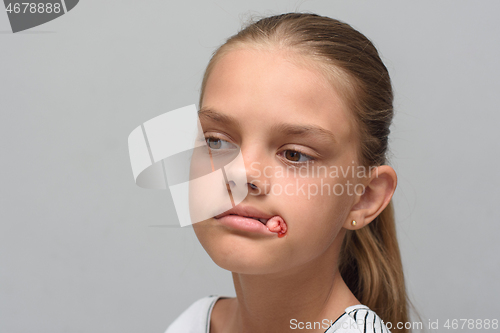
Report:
1,1,499,332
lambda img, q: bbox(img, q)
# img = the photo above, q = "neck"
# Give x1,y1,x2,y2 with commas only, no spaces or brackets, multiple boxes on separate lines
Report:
226,239,359,333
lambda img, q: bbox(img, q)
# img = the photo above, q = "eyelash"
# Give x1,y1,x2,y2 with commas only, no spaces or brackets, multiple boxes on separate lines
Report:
204,134,315,166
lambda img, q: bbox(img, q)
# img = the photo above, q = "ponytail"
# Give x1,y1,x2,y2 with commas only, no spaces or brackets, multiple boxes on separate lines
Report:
340,200,410,332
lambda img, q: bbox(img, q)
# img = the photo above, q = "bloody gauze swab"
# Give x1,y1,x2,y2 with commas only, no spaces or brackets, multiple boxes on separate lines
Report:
265,216,287,238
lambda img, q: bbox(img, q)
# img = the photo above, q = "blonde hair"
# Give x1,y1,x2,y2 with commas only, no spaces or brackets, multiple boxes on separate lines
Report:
199,12,412,332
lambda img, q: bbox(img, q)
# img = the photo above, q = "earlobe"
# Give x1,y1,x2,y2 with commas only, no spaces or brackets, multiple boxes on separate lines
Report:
344,218,360,230
344,165,397,230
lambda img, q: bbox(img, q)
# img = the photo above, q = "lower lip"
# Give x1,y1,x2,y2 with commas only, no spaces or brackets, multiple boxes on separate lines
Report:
215,215,275,236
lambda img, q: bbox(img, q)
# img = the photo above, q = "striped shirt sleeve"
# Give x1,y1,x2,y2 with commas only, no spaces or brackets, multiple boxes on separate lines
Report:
325,306,391,333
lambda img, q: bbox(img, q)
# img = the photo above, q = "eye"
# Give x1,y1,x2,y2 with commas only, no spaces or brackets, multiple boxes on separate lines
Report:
206,137,222,149
282,149,314,163
205,136,237,150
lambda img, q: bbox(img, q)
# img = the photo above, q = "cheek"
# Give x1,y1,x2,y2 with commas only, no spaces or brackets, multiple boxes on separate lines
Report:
272,175,352,253
192,221,222,259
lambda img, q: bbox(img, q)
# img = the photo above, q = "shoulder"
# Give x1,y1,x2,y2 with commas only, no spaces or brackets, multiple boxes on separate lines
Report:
325,304,391,333
164,295,220,333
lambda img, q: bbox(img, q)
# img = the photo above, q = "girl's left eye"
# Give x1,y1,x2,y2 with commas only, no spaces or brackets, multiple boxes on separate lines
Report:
281,150,314,163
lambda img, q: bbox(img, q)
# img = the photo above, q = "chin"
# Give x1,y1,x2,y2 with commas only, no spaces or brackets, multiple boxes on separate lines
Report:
194,225,289,275
212,252,287,275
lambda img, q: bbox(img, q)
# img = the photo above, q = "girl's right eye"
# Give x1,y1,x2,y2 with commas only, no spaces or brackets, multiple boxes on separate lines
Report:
205,136,237,150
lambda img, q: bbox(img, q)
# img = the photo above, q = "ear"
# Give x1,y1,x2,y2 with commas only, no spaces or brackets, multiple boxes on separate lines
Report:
343,165,397,230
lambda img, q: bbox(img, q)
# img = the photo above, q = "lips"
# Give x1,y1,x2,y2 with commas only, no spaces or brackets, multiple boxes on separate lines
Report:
214,205,288,237
224,215,269,224
214,205,273,224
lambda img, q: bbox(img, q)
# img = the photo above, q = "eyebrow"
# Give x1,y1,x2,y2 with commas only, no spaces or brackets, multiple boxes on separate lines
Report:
198,107,336,143
198,107,240,127
270,122,337,143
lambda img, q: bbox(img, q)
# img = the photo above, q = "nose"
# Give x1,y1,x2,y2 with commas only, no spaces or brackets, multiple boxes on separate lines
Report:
241,150,272,196
222,145,271,197
247,182,258,190
226,175,267,196
246,180,265,194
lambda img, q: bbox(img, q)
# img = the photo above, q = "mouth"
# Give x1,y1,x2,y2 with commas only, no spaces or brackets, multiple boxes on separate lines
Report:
222,214,269,225
214,205,274,222
214,206,288,238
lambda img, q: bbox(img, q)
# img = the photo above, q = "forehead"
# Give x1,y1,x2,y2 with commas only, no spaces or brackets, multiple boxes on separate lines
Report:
202,47,355,143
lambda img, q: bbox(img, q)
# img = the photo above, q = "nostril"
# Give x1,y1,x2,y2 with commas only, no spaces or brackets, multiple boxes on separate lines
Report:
228,180,236,188
247,182,258,189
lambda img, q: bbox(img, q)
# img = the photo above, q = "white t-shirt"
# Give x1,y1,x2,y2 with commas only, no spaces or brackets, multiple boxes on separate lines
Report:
165,295,391,333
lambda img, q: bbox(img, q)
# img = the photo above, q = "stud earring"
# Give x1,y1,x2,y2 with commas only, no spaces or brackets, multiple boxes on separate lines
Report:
351,220,357,226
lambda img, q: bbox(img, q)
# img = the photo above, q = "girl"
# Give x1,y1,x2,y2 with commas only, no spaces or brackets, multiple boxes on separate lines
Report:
166,12,411,333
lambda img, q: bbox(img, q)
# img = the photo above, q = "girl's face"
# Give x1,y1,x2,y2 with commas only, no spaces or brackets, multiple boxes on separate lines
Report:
193,47,362,275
